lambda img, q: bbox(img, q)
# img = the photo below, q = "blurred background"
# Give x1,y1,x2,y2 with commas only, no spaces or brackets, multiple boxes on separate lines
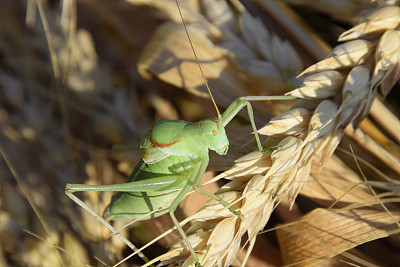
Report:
0,0,399,266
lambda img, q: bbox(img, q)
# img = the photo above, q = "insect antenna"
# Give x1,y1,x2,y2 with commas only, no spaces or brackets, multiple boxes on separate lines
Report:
175,0,221,119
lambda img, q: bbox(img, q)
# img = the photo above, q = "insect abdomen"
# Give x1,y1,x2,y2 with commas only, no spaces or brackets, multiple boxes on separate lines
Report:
104,154,203,221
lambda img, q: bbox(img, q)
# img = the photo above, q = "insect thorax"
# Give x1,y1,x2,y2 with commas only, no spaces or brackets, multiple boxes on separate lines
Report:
165,153,203,175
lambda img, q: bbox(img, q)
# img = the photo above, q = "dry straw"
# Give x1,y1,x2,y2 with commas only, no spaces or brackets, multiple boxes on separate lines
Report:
137,3,400,267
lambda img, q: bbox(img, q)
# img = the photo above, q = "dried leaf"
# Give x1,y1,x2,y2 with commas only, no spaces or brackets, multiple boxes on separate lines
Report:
277,207,400,266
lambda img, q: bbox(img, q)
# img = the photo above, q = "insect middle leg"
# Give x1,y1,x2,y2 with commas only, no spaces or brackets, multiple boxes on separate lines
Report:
168,157,242,266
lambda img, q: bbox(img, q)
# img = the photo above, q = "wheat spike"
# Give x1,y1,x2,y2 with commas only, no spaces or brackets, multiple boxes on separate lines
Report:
149,3,400,266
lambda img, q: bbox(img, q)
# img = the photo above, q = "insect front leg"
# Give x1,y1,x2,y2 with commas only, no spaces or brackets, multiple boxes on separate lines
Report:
193,186,242,217
220,95,297,152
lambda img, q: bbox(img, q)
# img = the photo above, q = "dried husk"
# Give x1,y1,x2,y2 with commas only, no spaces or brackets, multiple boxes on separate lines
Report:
371,29,400,96
299,40,375,75
287,70,345,99
339,6,400,41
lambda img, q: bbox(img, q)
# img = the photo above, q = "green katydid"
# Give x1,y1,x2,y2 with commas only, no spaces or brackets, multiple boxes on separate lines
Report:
65,2,297,266
65,95,295,265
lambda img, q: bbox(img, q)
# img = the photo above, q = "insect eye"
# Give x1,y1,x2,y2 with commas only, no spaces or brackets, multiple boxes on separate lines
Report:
212,129,218,136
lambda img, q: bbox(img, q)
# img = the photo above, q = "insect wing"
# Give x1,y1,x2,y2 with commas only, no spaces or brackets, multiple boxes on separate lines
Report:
140,128,170,164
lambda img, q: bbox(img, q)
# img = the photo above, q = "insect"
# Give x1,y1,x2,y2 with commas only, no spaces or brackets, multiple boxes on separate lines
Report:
65,1,297,266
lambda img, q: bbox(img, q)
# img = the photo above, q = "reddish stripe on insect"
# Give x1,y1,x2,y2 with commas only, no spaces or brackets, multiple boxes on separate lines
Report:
154,139,182,148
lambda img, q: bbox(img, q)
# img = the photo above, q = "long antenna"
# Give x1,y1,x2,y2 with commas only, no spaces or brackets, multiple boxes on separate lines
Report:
175,0,221,119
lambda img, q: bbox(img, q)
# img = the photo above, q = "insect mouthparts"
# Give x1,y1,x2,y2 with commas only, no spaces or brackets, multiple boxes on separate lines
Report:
218,146,228,156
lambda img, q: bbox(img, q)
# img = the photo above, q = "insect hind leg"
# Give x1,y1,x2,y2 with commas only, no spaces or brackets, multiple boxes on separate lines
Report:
65,189,149,262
